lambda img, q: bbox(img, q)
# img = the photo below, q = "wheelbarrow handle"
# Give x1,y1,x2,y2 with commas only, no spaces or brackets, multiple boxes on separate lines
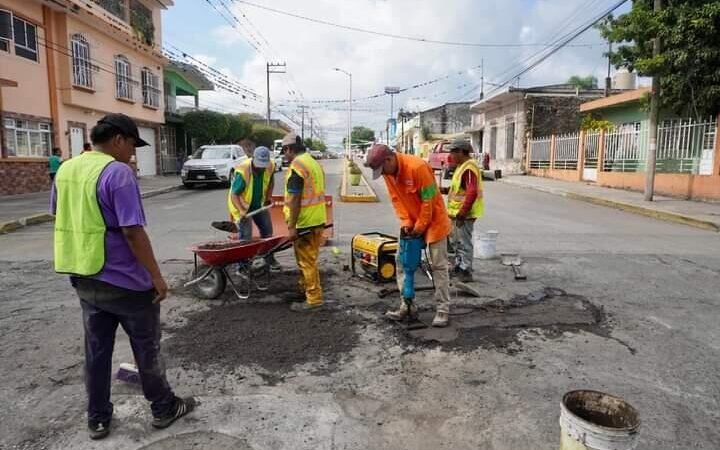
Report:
267,224,334,255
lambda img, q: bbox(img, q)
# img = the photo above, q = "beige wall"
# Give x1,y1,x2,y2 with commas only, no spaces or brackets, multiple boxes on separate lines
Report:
0,1,52,121
473,94,527,174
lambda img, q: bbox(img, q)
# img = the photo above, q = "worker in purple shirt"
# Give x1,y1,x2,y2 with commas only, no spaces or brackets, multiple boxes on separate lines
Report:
51,114,195,440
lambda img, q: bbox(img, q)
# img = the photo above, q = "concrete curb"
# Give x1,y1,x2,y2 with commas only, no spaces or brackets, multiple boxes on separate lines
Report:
0,185,182,235
502,179,720,233
340,162,378,203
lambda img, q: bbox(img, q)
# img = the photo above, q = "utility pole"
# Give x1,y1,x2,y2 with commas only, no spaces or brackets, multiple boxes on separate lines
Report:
266,62,286,125
298,105,307,141
310,117,313,139
480,58,485,100
385,86,400,145
645,0,662,202
605,41,613,97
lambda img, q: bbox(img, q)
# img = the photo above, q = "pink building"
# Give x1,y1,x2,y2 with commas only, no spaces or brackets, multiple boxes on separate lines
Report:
0,0,173,195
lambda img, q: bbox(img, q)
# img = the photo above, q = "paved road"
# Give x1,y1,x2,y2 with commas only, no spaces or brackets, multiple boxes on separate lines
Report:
3,159,718,260
1,158,719,449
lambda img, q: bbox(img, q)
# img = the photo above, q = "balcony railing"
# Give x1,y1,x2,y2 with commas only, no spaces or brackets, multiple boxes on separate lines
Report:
93,0,129,21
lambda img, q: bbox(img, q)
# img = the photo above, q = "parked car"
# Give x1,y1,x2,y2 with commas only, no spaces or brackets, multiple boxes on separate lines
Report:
310,150,324,160
181,145,246,187
272,150,284,171
428,141,456,178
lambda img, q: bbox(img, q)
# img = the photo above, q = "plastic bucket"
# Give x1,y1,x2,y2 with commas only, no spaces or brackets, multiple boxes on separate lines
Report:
559,390,640,450
474,230,499,259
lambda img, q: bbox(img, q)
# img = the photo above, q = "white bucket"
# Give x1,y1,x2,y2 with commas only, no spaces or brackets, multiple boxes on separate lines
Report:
559,390,640,450
474,230,499,259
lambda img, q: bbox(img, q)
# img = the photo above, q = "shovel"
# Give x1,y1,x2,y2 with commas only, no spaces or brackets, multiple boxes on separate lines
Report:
211,205,274,233
501,253,527,280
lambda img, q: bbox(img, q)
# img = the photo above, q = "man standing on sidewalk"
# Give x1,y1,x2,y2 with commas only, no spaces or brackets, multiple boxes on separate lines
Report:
365,144,452,327
52,114,194,440
228,145,280,270
48,147,62,183
447,140,484,282
282,132,327,312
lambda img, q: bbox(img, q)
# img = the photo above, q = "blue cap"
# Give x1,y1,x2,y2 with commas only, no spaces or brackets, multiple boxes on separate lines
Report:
253,146,271,168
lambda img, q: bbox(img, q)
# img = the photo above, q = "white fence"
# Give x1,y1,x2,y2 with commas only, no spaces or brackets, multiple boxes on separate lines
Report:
603,125,647,172
553,132,580,170
583,131,601,169
529,137,551,169
656,118,717,174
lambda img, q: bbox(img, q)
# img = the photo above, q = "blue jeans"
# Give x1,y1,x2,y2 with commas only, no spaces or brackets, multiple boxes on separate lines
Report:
75,278,176,422
237,208,273,240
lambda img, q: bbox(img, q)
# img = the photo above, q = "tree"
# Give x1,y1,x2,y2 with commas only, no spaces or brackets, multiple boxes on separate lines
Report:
343,126,375,145
250,125,285,148
599,0,720,117
566,75,598,90
183,110,228,146
224,114,253,144
304,137,328,152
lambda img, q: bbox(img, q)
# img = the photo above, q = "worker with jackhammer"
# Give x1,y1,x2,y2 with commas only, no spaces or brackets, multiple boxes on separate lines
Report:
281,132,327,312
365,144,452,327
446,139,484,282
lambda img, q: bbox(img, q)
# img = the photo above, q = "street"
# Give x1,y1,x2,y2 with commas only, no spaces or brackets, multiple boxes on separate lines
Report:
1,159,719,449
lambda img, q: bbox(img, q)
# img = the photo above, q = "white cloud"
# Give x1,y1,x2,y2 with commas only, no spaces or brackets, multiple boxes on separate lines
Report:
173,0,624,145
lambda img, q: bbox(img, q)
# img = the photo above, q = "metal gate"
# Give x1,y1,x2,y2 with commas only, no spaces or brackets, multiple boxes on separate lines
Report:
583,131,600,181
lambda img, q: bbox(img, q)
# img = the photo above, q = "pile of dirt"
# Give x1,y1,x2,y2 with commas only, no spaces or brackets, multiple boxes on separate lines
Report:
165,303,362,374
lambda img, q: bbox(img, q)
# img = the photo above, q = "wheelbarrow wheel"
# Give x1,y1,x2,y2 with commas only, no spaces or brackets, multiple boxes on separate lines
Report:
193,268,226,299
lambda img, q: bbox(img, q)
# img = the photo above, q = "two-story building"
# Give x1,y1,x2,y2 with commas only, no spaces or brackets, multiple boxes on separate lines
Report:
396,101,472,158
0,0,172,195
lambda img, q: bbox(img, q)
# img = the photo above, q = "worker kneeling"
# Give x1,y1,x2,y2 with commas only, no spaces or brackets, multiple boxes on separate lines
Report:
228,146,280,271
366,144,452,327
282,133,327,312
447,140,484,282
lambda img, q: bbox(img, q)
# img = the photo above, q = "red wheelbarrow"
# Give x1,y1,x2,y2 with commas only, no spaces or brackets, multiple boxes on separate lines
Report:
185,225,332,300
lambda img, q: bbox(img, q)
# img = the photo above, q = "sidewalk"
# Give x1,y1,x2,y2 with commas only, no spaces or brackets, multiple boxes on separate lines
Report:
0,175,182,234
502,175,720,232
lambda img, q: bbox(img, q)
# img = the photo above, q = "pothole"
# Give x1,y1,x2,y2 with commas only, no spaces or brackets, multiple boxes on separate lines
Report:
396,288,613,353
139,431,252,450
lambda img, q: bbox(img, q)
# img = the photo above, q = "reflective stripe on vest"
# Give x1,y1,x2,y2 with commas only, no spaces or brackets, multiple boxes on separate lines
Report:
227,159,274,221
54,151,115,276
447,158,484,219
283,152,326,228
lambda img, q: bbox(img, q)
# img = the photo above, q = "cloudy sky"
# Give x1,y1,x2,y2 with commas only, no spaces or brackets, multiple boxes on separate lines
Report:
163,0,632,147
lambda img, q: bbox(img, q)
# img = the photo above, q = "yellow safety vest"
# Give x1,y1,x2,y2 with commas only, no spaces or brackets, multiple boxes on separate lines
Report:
227,159,274,222
283,152,326,228
54,151,115,276
447,158,484,219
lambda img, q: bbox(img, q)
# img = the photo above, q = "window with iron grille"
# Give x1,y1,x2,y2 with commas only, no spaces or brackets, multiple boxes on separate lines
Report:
71,34,93,89
114,56,133,100
141,67,160,108
3,118,52,157
0,9,11,53
12,15,37,61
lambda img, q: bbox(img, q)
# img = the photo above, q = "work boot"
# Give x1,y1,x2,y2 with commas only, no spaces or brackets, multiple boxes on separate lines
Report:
290,302,324,312
432,311,449,328
457,269,473,283
88,419,111,440
385,303,418,322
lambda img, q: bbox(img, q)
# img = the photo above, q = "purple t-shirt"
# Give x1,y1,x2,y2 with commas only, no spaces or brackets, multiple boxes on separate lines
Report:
52,161,153,291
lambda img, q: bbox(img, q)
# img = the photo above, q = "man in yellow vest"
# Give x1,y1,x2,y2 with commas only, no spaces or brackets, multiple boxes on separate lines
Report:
281,132,327,312
52,114,194,440
446,139,484,282
228,145,279,270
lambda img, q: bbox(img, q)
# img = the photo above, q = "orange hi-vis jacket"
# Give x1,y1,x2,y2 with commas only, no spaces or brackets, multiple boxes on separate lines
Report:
383,153,452,244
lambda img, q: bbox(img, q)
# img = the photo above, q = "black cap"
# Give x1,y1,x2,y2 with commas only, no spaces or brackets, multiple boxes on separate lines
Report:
97,113,150,147
447,139,473,153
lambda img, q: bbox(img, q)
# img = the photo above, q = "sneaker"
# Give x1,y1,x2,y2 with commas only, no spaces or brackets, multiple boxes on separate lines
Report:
432,312,449,328
385,304,418,322
88,419,111,440
290,302,324,312
268,257,281,272
457,269,473,283
152,397,197,430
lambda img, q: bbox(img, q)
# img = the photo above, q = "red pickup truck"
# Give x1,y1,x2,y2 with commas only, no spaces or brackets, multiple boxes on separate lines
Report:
428,141,456,178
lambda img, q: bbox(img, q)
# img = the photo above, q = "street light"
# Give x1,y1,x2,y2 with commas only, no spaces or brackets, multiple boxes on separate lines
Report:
333,68,352,158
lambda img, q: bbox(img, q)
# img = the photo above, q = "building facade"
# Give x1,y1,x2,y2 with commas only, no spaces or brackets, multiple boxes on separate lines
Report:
468,84,617,175
396,102,472,158
0,0,173,195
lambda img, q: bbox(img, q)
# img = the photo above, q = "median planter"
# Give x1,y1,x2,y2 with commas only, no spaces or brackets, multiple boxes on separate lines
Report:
349,163,362,186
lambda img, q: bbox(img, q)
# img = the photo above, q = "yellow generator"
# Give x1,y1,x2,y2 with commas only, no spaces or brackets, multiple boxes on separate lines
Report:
351,232,398,283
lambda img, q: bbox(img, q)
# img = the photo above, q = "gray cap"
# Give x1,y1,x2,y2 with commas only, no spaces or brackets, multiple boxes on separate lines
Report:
281,132,302,148
253,146,271,168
